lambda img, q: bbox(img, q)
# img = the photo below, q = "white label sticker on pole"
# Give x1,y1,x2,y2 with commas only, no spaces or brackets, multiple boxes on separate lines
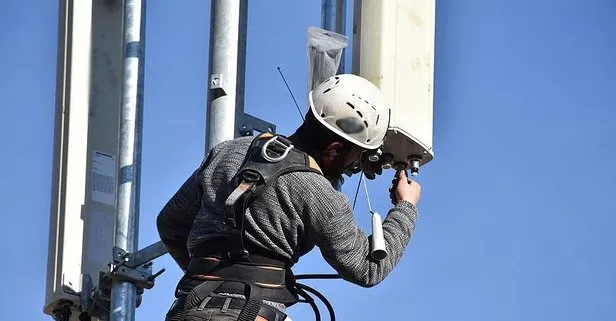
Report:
92,151,116,206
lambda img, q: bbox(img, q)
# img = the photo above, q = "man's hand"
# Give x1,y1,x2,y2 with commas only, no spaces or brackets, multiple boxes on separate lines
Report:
389,170,421,206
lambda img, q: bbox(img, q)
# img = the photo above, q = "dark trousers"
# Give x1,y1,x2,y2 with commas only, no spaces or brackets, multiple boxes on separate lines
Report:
165,290,287,321
166,296,246,321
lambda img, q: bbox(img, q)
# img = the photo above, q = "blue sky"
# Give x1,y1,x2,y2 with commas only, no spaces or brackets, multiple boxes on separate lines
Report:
1,0,615,320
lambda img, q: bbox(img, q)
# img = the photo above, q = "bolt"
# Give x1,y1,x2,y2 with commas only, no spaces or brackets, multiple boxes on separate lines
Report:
368,149,383,162
409,158,421,176
380,153,394,169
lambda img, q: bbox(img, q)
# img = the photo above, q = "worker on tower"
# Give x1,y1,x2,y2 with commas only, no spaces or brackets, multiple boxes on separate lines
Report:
158,74,422,321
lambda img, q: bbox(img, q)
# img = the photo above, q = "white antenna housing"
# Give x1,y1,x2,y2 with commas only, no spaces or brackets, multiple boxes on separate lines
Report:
353,0,436,174
45,1,124,318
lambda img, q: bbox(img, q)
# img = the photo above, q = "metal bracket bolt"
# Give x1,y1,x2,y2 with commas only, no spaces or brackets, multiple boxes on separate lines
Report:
107,247,165,290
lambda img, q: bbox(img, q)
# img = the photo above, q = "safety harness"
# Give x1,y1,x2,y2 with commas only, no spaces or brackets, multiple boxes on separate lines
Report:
222,132,323,262
171,133,327,321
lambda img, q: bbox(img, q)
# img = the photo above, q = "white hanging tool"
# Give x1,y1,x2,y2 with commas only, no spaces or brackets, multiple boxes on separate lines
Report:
362,174,388,260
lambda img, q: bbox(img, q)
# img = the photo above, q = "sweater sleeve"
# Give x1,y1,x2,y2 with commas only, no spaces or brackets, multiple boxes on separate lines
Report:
156,150,215,270
296,173,419,287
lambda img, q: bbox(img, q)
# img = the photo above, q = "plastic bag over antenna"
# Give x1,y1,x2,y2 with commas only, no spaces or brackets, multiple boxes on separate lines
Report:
307,26,349,92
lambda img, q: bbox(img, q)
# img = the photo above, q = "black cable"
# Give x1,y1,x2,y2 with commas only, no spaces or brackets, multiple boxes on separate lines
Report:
277,67,305,121
294,285,321,321
352,172,363,210
296,283,337,321
293,274,341,321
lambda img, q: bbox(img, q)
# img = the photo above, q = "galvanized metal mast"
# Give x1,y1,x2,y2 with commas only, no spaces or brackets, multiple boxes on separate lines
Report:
205,0,249,152
110,0,147,320
321,0,347,73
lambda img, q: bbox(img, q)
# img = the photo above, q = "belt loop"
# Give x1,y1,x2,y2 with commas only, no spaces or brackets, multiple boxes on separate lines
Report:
196,296,212,311
221,297,231,313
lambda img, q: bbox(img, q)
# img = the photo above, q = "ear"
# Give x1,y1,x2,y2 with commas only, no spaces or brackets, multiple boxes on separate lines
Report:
323,141,344,160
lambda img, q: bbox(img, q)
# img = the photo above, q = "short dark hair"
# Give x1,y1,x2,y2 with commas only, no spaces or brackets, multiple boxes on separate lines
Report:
299,111,358,154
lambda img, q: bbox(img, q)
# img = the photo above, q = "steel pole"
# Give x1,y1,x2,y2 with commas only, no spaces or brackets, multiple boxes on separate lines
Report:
110,0,147,320
205,0,248,153
321,0,347,73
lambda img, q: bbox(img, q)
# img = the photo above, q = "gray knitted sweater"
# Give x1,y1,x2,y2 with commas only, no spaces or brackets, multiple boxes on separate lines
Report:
156,136,418,287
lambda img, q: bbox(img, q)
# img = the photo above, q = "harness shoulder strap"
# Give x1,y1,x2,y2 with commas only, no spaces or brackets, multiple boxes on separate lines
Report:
236,133,322,189
223,133,322,260
306,155,322,174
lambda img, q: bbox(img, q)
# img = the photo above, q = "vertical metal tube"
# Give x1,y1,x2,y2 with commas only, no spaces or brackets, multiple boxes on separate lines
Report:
110,0,146,320
321,0,347,73
205,0,248,153
235,0,248,138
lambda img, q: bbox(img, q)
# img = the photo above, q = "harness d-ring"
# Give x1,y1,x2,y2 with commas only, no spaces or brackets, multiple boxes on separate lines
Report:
261,136,294,162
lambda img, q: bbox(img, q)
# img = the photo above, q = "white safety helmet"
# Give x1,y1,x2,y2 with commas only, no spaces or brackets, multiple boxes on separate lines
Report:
309,74,390,150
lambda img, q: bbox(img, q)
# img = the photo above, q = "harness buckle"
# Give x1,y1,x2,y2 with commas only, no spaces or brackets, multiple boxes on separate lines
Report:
261,136,294,163
241,170,261,183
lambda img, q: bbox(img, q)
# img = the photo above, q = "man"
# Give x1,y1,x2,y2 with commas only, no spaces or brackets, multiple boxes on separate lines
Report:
158,74,421,321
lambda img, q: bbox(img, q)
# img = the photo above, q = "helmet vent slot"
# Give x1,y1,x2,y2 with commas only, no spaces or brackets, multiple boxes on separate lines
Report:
346,102,355,109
